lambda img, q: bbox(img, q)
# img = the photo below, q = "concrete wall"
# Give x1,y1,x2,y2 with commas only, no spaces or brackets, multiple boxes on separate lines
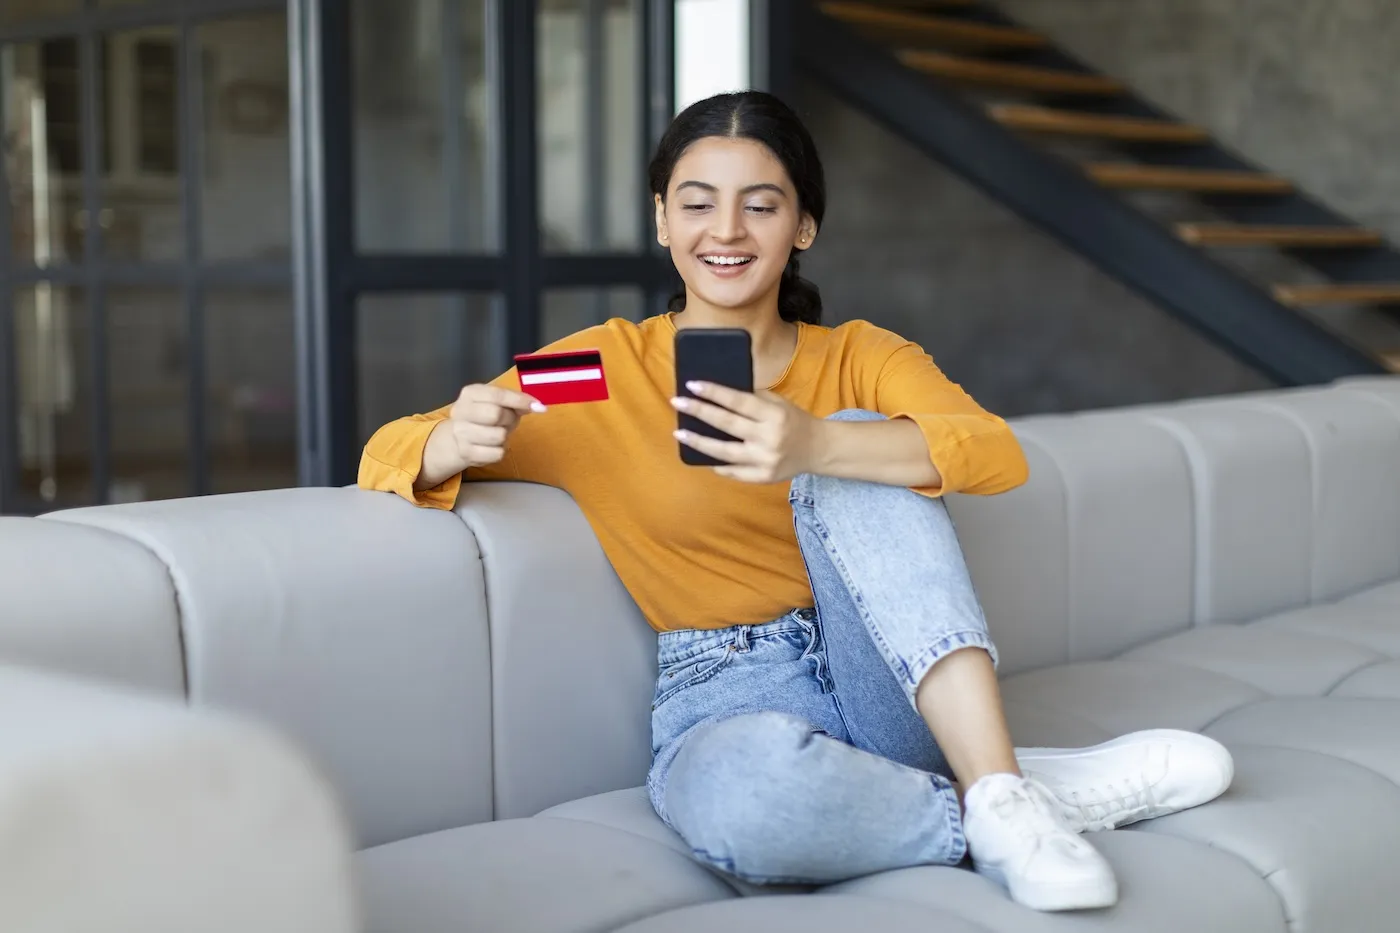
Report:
796,0,1400,417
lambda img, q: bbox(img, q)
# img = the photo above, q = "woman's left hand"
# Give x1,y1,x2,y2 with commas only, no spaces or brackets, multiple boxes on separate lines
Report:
671,381,826,483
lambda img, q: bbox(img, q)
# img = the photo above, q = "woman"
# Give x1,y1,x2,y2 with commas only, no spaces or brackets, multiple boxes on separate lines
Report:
359,91,1233,912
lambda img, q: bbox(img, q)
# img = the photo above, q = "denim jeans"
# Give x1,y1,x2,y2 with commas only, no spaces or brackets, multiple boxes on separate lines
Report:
646,410,1000,886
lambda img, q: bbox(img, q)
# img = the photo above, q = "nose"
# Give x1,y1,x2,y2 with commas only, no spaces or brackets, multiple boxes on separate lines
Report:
709,201,746,244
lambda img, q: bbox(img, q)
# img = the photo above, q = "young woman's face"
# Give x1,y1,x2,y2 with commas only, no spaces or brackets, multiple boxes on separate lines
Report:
655,136,816,315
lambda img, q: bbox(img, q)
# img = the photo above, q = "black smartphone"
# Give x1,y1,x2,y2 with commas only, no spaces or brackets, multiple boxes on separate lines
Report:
674,327,754,466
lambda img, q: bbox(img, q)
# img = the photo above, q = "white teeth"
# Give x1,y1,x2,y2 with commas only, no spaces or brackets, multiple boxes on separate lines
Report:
702,256,753,266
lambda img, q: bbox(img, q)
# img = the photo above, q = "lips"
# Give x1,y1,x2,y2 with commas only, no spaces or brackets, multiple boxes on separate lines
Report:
698,253,756,278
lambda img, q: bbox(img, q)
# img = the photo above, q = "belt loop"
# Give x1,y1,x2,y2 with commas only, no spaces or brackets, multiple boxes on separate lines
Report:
734,625,750,652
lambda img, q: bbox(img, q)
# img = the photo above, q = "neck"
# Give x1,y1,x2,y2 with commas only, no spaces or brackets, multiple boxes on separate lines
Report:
672,291,796,361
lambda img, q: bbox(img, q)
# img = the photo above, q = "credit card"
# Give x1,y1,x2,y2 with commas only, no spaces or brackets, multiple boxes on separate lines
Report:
513,349,610,405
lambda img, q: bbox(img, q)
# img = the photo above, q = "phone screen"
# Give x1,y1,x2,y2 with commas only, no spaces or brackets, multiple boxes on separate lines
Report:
674,328,754,466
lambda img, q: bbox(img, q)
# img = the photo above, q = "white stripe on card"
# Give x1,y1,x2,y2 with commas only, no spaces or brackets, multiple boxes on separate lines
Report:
519,367,602,385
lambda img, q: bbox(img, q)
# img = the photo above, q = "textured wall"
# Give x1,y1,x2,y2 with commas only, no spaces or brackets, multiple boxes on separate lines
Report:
796,0,1400,416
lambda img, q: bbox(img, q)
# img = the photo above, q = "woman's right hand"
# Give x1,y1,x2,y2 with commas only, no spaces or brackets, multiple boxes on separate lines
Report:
416,385,544,489
447,384,545,468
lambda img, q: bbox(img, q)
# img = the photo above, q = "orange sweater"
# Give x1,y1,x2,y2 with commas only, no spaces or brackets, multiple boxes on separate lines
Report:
358,314,1027,631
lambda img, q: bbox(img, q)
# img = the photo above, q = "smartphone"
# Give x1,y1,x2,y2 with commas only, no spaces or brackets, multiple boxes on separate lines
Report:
674,328,754,466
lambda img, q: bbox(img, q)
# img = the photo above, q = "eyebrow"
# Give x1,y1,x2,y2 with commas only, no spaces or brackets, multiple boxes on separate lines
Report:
674,181,789,197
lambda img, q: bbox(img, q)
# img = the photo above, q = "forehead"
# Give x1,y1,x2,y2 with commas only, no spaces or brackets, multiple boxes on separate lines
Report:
671,137,792,190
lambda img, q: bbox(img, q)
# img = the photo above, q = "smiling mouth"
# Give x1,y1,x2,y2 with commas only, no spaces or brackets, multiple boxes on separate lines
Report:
700,255,755,267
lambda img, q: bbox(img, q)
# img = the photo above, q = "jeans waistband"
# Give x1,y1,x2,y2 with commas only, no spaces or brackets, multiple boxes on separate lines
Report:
656,609,816,666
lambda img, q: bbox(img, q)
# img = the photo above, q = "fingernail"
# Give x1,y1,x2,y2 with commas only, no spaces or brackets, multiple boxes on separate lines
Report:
686,381,704,393
670,397,689,410
673,429,687,441
530,402,547,413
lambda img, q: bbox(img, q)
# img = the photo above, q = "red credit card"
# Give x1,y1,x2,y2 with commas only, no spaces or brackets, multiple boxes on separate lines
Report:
513,349,610,405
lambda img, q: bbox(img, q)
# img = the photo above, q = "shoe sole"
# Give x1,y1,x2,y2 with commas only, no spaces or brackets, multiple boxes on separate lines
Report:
977,862,1119,912
1019,729,1235,828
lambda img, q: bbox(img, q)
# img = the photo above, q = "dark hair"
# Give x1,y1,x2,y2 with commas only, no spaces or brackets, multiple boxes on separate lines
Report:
648,91,826,325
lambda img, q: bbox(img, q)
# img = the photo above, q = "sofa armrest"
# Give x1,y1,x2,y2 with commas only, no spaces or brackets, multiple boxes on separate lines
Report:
0,662,356,933
44,487,494,847
454,481,657,818
0,517,185,695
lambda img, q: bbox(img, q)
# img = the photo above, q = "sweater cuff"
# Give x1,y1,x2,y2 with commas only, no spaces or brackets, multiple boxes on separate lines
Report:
892,412,969,498
358,419,463,511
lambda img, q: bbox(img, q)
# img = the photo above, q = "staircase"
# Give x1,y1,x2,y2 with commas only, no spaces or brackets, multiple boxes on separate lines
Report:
793,0,1400,382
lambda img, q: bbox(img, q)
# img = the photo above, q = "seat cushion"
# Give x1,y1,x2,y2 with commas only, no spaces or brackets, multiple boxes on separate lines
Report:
357,816,736,933
1119,624,1383,696
998,660,1265,735
1133,744,1400,933
830,830,1285,933
612,896,990,933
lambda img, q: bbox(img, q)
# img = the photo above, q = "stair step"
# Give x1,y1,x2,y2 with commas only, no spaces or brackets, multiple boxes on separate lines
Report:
867,0,978,7
1273,283,1400,307
898,50,1124,94
1086,163,1293,193
1178,224,1385,248
989,104,1208,142
822,2,1047,47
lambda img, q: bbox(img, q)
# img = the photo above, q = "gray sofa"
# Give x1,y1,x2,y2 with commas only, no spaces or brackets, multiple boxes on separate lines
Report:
5,376,1400,932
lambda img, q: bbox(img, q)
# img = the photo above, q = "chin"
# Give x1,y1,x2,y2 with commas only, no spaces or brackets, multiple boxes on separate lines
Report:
686,284,774,313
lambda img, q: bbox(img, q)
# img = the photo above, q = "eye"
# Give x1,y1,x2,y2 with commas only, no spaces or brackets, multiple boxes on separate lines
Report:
681,203,712,213
746,205,778,214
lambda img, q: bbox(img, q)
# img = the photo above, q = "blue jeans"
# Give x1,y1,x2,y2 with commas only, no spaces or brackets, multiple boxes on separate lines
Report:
647,410,1001,885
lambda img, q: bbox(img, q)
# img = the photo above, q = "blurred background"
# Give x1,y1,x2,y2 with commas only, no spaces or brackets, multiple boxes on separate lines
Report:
2,0,1397,513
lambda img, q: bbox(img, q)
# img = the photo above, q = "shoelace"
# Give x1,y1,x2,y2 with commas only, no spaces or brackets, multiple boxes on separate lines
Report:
990,781,1077,845
1065,776,1158,832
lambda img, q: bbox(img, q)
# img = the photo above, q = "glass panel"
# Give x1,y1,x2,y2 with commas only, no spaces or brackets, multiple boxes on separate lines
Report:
0,0,80,27
3,39,86,264
356,293,502,447
352,0,496,252
12,284,92,506
108,287,187,501
674,0,749,112
538,0,642,253
197,13,292,262
542,286,644,344
100,26,183,262
204,288,297,494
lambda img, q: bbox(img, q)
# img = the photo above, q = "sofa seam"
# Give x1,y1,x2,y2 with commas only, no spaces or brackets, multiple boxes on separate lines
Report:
38,516,191,697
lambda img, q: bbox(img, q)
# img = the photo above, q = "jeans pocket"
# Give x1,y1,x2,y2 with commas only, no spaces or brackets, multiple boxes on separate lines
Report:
652,642,736,711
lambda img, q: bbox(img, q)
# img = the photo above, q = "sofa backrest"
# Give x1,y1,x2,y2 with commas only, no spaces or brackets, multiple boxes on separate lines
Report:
946,378,1400,676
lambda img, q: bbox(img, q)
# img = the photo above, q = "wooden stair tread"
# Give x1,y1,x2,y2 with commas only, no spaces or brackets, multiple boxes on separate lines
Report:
989,104,1208,142
866,0,978,8
1177,224,1385,248
1274,283,1400,306
1086,163,1293,193
899,51,1123,94
822,2,1047,47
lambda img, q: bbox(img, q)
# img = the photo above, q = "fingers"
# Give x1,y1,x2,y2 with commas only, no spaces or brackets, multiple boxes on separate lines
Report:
458,383,546,415
670,395,758,440
461,400,524,428
683,381,767,418
673,428,748,465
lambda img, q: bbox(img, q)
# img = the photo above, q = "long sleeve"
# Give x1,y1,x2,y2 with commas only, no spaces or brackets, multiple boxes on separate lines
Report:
357,401,468,510
869,339,1028,497
356,325,616,508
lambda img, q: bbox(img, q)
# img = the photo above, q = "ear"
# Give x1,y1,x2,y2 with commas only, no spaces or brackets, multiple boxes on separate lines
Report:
793,213,818,252
654,193,669,247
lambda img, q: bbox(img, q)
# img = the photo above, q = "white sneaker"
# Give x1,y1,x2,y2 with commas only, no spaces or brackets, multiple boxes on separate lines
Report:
1017,729,1235,833
963,772,1119,912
